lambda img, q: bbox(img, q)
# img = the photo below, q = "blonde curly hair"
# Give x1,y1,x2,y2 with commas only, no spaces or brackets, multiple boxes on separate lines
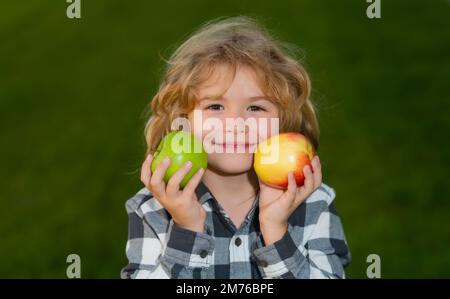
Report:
144,16,319,156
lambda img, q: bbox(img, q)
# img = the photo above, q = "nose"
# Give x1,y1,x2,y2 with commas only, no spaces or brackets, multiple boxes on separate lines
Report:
223,109,248,133
222,111,253,144
224,106,246,120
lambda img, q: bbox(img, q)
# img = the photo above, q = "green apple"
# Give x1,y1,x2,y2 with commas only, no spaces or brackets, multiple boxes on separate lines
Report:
151,131,208,188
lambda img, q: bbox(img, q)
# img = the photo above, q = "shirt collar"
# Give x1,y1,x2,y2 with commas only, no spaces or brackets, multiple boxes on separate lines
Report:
195,180,260,222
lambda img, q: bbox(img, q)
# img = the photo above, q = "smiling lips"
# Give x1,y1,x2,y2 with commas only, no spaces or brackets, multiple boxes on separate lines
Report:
218,143,251,147
212,141,257,151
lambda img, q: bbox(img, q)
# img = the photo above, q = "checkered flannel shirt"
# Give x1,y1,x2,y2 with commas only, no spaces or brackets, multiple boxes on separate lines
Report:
120,180,351,279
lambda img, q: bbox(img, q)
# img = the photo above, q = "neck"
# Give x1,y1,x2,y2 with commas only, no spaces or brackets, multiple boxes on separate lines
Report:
202,167,260,207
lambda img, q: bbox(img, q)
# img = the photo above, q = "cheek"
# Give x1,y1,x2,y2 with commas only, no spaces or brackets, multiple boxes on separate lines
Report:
267,110,280,135
188,110,222,148
187,111,205,140
253,111,280,142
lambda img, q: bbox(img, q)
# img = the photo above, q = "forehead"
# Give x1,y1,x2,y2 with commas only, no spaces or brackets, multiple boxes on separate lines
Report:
195,63,266,100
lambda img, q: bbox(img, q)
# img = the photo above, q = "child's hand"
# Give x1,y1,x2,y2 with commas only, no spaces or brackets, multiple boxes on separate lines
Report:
140,154,206,233
258,156,322,245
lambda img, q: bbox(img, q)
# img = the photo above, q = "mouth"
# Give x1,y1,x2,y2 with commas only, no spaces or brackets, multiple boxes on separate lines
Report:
211,141,257,152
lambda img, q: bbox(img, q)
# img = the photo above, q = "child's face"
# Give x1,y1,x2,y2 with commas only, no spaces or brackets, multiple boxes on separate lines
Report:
188,64,279,175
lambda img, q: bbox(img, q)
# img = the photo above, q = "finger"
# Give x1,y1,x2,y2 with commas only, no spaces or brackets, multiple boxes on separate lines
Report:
310,156,319,173
182,167,205,197
297,164,314,199
140,154,153,185
149,157,171,199
311,156,322,190
280,172,297,205
166,161,193,197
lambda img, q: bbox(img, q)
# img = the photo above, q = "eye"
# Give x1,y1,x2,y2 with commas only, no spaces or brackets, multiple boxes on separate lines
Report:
205,104,224,111
247,105,266,112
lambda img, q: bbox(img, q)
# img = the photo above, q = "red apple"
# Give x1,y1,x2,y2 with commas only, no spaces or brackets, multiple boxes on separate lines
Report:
253,132,315,189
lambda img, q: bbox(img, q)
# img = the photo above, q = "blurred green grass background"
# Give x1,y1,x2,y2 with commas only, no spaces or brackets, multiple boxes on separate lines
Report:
0,0,449,278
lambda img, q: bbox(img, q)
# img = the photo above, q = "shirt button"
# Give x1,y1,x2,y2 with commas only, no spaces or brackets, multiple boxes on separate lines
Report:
199,250,208,258
234,237,242,247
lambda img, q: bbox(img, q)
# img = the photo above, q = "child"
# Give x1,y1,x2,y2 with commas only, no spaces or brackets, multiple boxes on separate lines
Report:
121,16,351,279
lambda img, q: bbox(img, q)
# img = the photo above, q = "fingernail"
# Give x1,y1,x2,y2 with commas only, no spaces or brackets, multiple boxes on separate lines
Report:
164,157,170,164
185,161,192,167
198,168,204,174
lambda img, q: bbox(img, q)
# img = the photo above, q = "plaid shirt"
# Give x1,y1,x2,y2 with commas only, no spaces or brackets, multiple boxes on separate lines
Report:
120,181,351,279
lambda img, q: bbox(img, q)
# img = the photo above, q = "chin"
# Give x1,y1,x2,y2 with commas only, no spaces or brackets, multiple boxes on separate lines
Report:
208,153,254,175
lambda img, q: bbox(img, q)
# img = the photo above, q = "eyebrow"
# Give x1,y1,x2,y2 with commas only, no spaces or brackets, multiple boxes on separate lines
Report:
199,95,272,102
